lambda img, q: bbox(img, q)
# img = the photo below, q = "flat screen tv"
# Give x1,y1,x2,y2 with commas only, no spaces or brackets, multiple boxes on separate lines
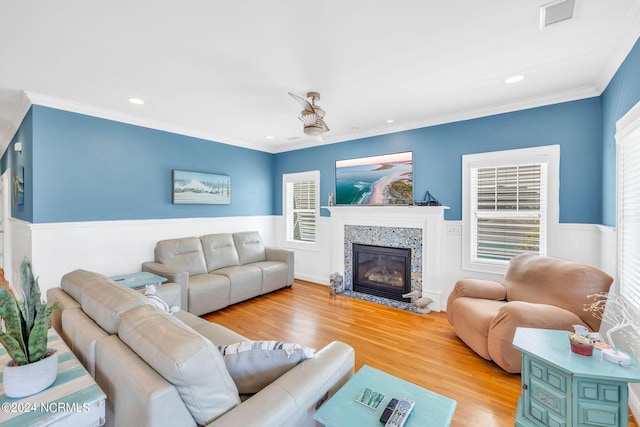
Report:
335,151,413,205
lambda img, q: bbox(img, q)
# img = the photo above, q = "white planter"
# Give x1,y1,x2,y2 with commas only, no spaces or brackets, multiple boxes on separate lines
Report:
3,349,58,398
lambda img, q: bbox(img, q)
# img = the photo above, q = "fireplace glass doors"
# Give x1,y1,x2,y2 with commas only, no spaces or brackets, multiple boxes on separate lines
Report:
352,243,411,301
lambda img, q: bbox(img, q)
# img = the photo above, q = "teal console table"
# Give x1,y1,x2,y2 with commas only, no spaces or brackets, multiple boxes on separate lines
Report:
513,327,640,427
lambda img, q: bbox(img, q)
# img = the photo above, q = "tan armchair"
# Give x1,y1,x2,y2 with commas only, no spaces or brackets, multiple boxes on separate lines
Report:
447,254,613,373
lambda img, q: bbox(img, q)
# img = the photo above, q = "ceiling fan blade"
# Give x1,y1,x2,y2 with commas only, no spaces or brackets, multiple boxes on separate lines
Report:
288,92,314,113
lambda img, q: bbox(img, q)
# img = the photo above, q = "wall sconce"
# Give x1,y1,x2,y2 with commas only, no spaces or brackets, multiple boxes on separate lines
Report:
14,142,22,153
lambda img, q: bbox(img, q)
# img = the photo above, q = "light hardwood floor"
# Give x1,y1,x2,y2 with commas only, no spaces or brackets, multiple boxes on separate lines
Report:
205,280,638,427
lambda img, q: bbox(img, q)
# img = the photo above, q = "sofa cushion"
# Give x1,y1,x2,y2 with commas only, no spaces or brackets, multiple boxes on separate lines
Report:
218,341,315,394
201,233,241,271
80,276,148,334
155,237,208,276
250,261,290,294
187,273,231,316
118,304,240,425
233,231,266,265
61,269,107,302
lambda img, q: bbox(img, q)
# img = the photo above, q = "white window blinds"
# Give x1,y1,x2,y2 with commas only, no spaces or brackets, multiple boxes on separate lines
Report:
284,171,319,244
617,102,640,308
471,163,547,262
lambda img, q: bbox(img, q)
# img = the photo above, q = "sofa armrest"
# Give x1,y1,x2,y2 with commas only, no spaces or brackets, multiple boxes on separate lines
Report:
265,247,294,285
47,287,81,342
446,279,506,324
452,279,507,300
487,301,587,373
142,262,189,311
209,341,354,427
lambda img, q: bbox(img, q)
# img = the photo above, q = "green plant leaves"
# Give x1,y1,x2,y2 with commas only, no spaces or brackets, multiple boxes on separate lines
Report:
0,288,28,365
0,260,54,365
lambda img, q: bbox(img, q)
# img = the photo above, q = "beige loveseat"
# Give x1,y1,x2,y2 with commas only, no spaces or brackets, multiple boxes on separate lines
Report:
47,269,354,427
142,231,294,315
447,254,613,373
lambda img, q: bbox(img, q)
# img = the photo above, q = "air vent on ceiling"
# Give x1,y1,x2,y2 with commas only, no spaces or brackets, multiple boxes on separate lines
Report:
540,0,575,29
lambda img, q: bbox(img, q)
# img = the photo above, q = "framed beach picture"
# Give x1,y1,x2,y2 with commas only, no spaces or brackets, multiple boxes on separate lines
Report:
172,170,231,205
335,152,413,205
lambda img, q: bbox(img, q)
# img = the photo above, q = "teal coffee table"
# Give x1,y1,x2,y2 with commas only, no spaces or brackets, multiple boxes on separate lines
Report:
314,365,456,426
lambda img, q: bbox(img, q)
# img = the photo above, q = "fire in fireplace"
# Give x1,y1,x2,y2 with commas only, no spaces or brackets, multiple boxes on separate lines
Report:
352,243,411,302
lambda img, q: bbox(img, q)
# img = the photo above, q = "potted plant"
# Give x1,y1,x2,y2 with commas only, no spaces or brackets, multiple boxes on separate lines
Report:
0,259,58,398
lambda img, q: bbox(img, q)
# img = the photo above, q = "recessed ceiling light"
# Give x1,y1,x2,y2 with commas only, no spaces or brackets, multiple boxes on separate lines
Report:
128,97,145,105
266,135,275,140
386,119,395,124
505,75,525,84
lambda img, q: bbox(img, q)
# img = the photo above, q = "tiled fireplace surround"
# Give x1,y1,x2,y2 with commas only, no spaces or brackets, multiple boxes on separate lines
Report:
326,205,448,312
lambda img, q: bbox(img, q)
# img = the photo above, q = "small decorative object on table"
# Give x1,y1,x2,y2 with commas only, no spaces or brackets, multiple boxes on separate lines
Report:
329,272,343,296
568,325,594,356
0,259,58,398
356,387,385,410
584,292,636,366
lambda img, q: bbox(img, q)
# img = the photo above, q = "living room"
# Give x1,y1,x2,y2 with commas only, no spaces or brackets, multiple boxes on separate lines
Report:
1,2,640,426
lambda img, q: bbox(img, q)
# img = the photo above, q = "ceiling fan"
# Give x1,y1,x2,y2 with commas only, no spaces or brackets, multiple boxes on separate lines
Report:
288,91,329,138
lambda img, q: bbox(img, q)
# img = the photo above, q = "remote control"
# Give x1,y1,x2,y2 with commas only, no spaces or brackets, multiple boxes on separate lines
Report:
379,398,398,424
384,398,415,427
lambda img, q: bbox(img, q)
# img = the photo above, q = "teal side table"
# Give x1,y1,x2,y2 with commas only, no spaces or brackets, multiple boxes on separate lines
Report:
513,327,640,427
109,271,167,289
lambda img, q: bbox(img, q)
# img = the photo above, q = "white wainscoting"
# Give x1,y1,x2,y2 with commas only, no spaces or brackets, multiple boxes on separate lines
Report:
12,215,616,309
277,218,616,310
15,216,278,299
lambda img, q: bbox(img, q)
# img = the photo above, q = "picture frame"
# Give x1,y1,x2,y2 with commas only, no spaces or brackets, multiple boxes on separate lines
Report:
172,170,231,205
335,152,413,205
14,166,24,205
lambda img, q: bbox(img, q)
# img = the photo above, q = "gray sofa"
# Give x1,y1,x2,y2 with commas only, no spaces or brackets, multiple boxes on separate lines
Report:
142,231,294,315
47,269,355,427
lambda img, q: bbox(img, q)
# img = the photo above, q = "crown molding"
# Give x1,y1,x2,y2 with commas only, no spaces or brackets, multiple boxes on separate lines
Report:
593,2,640,93
0,91,32,155
24,92,268,153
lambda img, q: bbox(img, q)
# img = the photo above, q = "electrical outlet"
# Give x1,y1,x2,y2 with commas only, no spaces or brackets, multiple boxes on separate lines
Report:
447,225,461,236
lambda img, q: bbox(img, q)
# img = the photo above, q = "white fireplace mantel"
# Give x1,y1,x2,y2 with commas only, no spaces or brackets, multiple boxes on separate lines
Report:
325,205,449,311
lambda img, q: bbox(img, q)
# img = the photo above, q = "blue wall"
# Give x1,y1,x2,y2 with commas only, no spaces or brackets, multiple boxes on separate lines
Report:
601,38,640,226
274,98,603,223
6,106,275,223
4,36,640,226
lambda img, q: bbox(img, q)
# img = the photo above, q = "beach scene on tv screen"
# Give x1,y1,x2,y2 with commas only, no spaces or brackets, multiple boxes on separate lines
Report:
336,152,413,205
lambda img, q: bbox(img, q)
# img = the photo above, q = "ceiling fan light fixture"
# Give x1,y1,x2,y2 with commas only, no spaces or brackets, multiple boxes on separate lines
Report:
289,90,330,138
303,125,324,137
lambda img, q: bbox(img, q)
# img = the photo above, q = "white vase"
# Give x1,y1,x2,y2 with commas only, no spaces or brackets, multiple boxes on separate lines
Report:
3,349,58,398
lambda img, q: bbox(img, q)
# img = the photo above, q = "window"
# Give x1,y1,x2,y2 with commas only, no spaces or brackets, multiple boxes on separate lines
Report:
463,146,559,274
616,101,640,309
283,171,319,245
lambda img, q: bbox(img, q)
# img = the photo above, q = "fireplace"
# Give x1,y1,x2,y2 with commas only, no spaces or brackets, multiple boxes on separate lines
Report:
353,243,411,302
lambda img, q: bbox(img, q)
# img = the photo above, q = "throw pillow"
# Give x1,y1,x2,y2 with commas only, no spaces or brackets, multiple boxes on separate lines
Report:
218,341,315,394
144,284,179,314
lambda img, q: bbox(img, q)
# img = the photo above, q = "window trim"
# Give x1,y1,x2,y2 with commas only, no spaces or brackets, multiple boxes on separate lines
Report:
282,170,320,249
462,145,560,274
616,100,640,310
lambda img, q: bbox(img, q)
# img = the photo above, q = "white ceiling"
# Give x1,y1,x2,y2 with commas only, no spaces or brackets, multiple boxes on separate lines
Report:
1,1,639,154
